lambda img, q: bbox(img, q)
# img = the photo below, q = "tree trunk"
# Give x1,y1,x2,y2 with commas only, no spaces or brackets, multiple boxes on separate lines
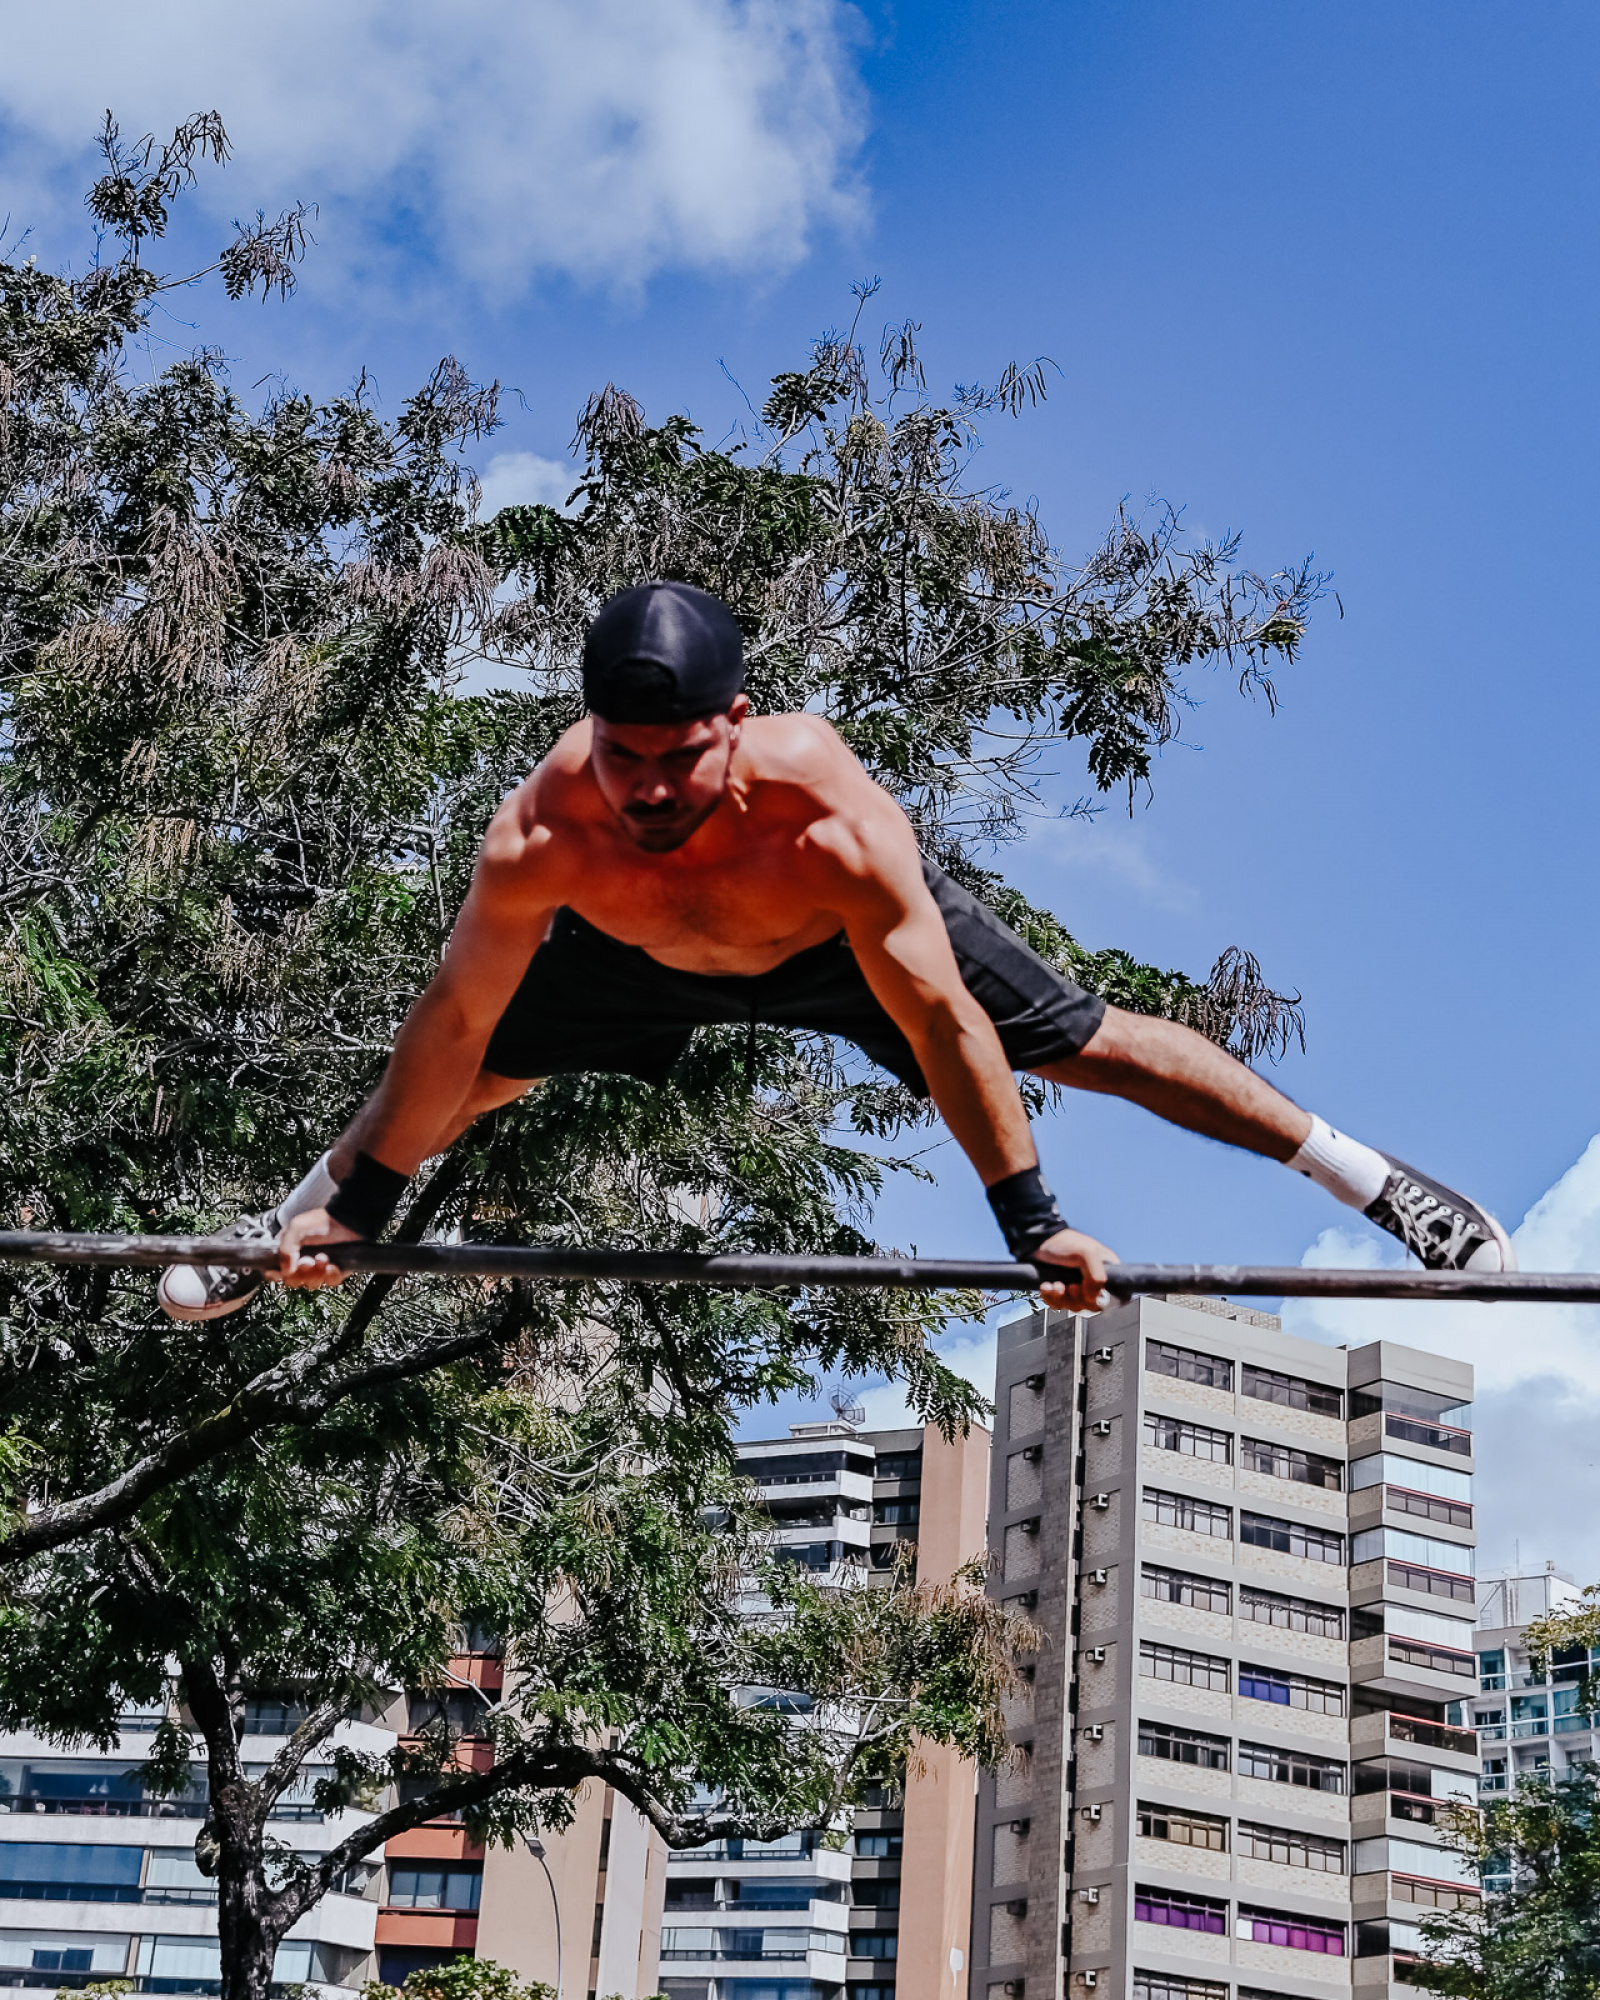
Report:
210,1794,285,2000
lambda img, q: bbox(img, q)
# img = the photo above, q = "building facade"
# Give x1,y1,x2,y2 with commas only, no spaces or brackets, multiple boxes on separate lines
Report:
970,1296,1482,2000
1473,1567,1599,1802
659,1414,990,2000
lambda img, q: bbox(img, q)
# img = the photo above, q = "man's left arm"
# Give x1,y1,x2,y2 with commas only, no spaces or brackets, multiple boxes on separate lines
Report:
823,803,1115,1309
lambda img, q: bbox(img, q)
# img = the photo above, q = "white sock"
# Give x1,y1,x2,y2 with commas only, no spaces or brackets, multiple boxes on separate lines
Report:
1286,1115,1390,1210
276,1152,339,1225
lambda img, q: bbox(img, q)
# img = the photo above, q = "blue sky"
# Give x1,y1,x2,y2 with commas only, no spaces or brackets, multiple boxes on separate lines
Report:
4,0,1596,1575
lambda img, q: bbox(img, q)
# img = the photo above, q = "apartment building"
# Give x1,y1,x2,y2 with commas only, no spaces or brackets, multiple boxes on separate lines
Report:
970,1295,1482,2000
1472,1566,1599,1801
0,1697,387,2000
0,1649,667,2000
659,1413,990,2000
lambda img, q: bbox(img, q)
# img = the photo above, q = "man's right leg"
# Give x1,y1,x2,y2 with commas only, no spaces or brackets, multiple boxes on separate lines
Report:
158,1071,539,1322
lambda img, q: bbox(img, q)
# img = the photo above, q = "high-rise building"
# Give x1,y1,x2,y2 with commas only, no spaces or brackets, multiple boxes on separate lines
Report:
970,1296,1482,2000
1472,1566,1599,1802
658,1413,991,2000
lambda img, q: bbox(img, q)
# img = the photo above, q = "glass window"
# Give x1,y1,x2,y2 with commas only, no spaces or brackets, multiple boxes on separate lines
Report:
873,1451,923,1482
1236,1906,1346,1954
1146,1340,1233,1390
1137,1802,1228,1850
854,1833,902,1858
1350,1454,1472,1503
1238,1665,1346,1715
0,1846,143,1898
1140,1641,1230,1692
1144,1413,1233,1463
1240,1438,1343,1490
1237,1742,1346,1793
1240,1511,1345,1564
1134,1886,1228,1933
1352,1528,1474,1575
1142,1564,1231,1614
1236,1822,1347,1871
1240,1585,1344,1638
873,1499,919,1525
387,1866,482,1910
1133,1978,1228,2000
1241,1364,1343,1418
1138,1721,1230,1769
1144,1488,1233,1538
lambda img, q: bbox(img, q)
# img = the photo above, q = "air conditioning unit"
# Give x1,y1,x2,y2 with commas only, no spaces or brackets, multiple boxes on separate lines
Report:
1077,1886,1100,1905
1088,1567,1108,1585
1084,1647,1106,1664
1092,1346,1114,1363
1020,1516,1041,1536
1082,1724,1104,1742
1089,1492,1111,1510
1023,1443,1044,1465
1081,1803,1102,1822
1006,1898,1029,1918
1024,1373,1046,1392
1090,1419,1112,1437
1009,1816,1031,1836
1081,1971,1101,1990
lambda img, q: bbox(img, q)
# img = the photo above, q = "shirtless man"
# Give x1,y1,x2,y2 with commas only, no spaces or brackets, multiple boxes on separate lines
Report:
159,580,1513,1323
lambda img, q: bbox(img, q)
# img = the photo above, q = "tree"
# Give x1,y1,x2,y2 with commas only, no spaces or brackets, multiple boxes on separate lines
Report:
0,119,1319,2000
1409,1767,1600,1997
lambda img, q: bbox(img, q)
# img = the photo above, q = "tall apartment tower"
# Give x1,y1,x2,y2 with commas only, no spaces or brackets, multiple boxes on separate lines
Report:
970,1296,1482,2000
659,1413,990,2000
1472,1566,1599,1802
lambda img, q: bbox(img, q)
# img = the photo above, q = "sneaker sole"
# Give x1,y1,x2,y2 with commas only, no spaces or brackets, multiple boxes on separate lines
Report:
157,1274,265,1323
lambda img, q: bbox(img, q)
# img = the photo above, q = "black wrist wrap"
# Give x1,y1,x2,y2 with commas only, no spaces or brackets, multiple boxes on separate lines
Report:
987,1166,1068,1260
325,1151,411,1239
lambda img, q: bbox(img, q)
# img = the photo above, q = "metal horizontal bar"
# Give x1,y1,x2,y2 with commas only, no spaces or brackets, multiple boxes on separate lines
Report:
0,1230,1593,1302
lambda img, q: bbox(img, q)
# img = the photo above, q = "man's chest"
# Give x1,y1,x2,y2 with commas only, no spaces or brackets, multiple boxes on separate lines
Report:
561,837,840,959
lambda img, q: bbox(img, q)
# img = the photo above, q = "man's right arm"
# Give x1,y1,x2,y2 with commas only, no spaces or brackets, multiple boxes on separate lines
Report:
275,796,559,1278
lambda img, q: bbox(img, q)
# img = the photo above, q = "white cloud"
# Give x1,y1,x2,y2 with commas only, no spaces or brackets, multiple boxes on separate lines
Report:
475,451,579,519
0,0,868,293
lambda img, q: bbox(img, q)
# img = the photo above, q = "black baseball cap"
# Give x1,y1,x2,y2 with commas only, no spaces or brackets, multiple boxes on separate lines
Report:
582,581,745,724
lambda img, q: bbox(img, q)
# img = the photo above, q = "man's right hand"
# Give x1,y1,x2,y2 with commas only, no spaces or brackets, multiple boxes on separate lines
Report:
1032,1227,1118,1314
271,1208,363,1288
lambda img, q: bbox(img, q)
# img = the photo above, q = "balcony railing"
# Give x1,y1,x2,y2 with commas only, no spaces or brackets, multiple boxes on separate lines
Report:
1476,1722,1507,1741
1510,1718,1549,1739
1388,1714,1478,1755
1392,1874,1481,1911
1388,1637,1477,1679
1386,1485,1473,1530
1387,1559,1475,1604
1385,1414,1471,1457
1479,1773,1509,1793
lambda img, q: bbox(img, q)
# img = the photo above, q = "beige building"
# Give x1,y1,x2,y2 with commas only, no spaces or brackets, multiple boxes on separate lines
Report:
970,1296,1482,2000
659,1412,991,2000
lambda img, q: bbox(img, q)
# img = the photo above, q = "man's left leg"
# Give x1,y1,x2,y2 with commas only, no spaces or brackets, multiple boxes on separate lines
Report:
1035,1004,1515,1272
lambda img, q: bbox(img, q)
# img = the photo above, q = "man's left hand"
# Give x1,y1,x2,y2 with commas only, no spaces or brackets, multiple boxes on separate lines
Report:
1031,1227,1119,1313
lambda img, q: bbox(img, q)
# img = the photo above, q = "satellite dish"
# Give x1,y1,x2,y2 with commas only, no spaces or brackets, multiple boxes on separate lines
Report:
830,1387,866,1426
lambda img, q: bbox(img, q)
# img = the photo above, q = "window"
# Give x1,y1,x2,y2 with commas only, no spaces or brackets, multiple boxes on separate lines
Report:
1240,1511,1345,1565
851,1880,900,1910
1138,1721,1230,1769
1236,1822,1347,1871
1235,1905,1346,1955
387,1866,482,1911
243,1698,309,1735
850,1986,898,2000
1238,1664,1346,1715
1144,1488,1232,1538
0,1845,143,1902
854,1933,898,1958
1241,1364,1343,1418
1351,1453,1472,1501
1133,1976,1228,2000
1237,1742,1346,1793
873,1499,919,1525
1240,1438,1343,1490
1146,1340,1232,1390
1388,1636,1476,1679
1240,1586,1344,1638
1352,1527,1473,1576
854,1833,902,1858
1137,1802,1228,1850
1144,1412,1232,1462
1140,1641,1230,1692
1142,1565,1231,1615
1134,1886,1228,1934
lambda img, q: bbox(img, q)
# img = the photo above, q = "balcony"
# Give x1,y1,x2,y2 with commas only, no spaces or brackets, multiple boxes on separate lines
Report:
1387,1714,1478,1756
1391,1875,1481,1912
1384,1414,1471,1457
1386,1560,1475,1605
1386,1485,1473,1531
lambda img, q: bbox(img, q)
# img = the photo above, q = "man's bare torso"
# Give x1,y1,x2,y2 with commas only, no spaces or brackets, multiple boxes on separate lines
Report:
486,713,902,977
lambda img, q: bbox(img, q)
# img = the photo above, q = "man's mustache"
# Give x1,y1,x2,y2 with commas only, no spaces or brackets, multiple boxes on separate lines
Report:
624,799,685,818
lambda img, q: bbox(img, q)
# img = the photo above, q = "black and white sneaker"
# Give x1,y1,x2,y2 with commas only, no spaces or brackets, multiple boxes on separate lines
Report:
1364,1158,1517,1272
157,1208,280,1322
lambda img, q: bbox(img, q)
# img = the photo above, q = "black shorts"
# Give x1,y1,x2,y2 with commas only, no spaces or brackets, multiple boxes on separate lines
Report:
483,861,1106,1095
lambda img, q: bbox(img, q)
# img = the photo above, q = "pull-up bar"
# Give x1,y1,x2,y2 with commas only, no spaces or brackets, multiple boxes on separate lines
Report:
0,1229,1587,1303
